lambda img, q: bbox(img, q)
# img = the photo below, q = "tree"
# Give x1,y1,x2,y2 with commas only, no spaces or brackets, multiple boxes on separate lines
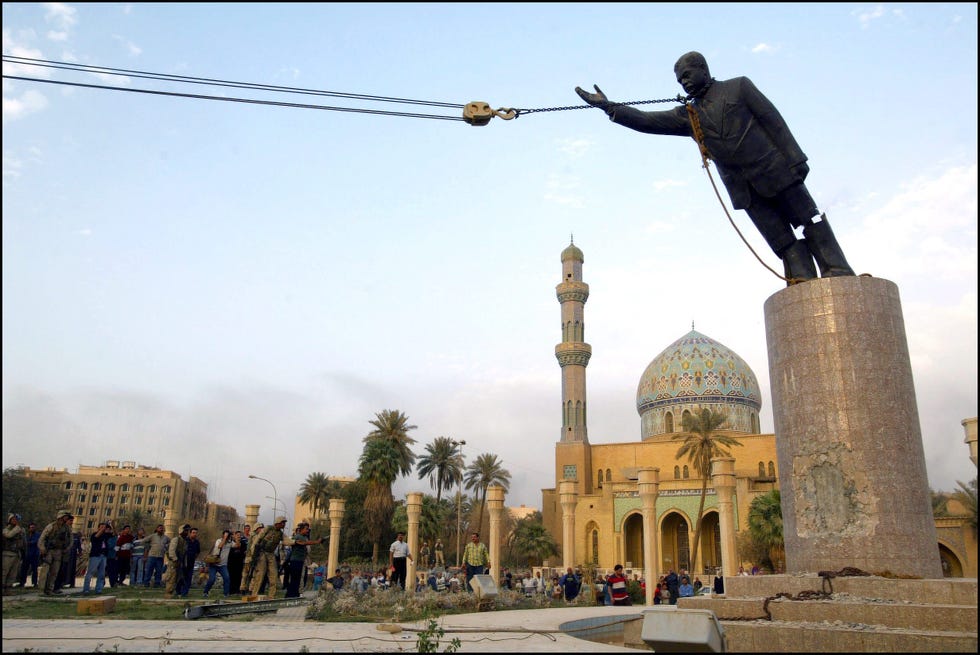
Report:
391,494,450,547
298,472,343,522
673,408,742,573
2,467,63,526
747,489,784,572
365,409,418,477
116,507,151,532
951,478,977,534
463,453,511,536
417,436,464,503
358,437,403,565
930,488,950,517
507,512,559,567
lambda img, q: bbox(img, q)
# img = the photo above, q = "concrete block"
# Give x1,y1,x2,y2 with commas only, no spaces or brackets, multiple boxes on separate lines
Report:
76,595,116,615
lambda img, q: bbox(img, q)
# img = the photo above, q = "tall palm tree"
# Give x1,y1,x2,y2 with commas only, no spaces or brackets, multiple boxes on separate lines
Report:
364,409,418,477
416,436,463,503
747,489,784,571
298,472,332,521
673,407,741,573
358,436,403,564
463,453,511,535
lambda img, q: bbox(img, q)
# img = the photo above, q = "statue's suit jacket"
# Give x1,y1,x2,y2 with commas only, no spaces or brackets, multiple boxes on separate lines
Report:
608,76,808,210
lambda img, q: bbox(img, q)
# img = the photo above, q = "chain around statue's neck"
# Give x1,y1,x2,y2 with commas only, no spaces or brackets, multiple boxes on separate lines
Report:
688,77,716,102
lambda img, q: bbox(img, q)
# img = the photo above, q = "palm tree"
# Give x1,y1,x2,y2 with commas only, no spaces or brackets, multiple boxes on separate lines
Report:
747,489,784,571
298,472,333,521
951,478,977,533
463,453,511,535
416,436,464,503
508,513,559,566
930,488,951,518
364,409,418,477
358,436,403,564
673,407,742,573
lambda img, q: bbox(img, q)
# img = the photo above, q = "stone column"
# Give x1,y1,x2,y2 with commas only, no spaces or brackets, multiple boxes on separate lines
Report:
558,480,578,570
637,468,660,606
163,509,177,537
487,486,505,588
406,492,423,592
963,417,978,467
711,457,737,578
327,498,345,582
244,504,260,531
765,277,942,578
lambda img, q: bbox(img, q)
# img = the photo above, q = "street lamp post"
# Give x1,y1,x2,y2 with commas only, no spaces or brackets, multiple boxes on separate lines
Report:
265,496,289,523
248,474,278,524
451,440,466,567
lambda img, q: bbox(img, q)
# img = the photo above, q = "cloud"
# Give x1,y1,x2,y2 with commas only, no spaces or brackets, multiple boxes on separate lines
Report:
652,179,686,192
2,88,49,122
751,43,779,54
853,4,886,29
556,138,593,158
43,3,78,32
113,35,142,57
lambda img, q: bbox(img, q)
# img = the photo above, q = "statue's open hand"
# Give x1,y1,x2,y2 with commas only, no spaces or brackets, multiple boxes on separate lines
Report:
575,84,609,109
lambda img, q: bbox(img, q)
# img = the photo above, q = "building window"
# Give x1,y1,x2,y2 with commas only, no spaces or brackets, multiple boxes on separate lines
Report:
665,411,674,433
163,498,170,507
120,484,129,492
759,462,766,477
162,486,171,494
674,466,681,479
120,496,128,505
597,470,603,485
592,529,599,565
606,468,611,482
78,494,86,502
76,507,83,516
106,508,112,516
107,495,114,503
148,497,155,506
92,482,101,490
148,485,156,493
683,465,690,479
135,496,143,505
64,481,73,490
87,520,94,530
135,484,144,493
89,508,96,516
563,465,577,480
768,461,775,477
63,493,71,503
107,483,116,491
78,482,88,490
91,494,99,503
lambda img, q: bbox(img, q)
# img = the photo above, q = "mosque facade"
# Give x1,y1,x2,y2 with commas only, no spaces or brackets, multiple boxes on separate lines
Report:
540,241,977,578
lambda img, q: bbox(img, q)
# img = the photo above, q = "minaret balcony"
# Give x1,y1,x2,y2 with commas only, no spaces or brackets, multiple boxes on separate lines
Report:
556,281,590,303
555,342,592,367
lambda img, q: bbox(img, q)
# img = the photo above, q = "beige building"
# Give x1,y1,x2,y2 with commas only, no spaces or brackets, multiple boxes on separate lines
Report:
541,242,976,579
23,461,209,533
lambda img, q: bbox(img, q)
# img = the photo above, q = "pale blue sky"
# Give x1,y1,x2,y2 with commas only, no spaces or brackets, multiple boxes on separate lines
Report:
3,3,976,523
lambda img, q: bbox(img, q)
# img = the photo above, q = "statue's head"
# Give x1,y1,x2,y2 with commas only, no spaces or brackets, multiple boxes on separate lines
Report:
674,51,711,97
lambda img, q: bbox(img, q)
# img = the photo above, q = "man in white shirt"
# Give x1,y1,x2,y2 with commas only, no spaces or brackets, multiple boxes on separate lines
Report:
387,532,412,591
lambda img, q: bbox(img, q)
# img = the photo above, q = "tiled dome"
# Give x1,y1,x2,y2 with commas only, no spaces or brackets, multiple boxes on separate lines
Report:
636,329,762,438
561,242,584,262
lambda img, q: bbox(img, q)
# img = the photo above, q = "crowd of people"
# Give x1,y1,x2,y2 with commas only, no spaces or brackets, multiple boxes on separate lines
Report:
4,510,733,606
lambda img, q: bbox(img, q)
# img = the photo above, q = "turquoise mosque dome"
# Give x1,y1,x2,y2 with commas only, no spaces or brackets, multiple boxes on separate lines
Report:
635,329,763,439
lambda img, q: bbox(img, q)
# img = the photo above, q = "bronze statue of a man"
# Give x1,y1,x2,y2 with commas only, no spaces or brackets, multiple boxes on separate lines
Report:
576,51,854,284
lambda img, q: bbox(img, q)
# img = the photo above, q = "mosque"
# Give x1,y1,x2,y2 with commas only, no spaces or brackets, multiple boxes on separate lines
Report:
540,240,977,578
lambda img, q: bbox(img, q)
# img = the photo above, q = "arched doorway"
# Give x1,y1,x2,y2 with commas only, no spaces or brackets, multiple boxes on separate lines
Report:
623,513,644,568
938,544,964,577
585,521,600,566
660,512,690,572
697,511,722,574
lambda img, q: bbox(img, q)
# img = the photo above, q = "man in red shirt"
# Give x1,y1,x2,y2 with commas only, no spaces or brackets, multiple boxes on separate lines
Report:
115,525,134,586
607,564,631,606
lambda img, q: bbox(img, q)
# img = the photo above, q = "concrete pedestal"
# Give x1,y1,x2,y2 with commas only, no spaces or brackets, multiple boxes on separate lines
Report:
764,276,941,578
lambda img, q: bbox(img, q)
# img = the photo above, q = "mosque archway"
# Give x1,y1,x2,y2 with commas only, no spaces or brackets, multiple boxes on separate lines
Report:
660,512,690,572
696,511,722,574
623,512,644,568
939,543,964,577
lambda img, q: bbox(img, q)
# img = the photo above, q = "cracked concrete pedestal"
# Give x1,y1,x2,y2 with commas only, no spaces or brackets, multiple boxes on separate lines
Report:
764,276,942,578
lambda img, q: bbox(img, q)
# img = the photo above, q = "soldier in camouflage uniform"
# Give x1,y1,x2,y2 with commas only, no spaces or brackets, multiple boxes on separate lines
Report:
38,510,74,596
250,516,286,598
240,523,263,594
3,513,26,594
163,524,190,599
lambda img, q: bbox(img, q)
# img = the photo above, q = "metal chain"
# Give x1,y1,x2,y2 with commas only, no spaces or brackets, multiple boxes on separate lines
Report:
514,95,685,117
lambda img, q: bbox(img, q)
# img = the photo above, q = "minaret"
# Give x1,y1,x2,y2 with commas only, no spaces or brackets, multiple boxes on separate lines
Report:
555,239,591,443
